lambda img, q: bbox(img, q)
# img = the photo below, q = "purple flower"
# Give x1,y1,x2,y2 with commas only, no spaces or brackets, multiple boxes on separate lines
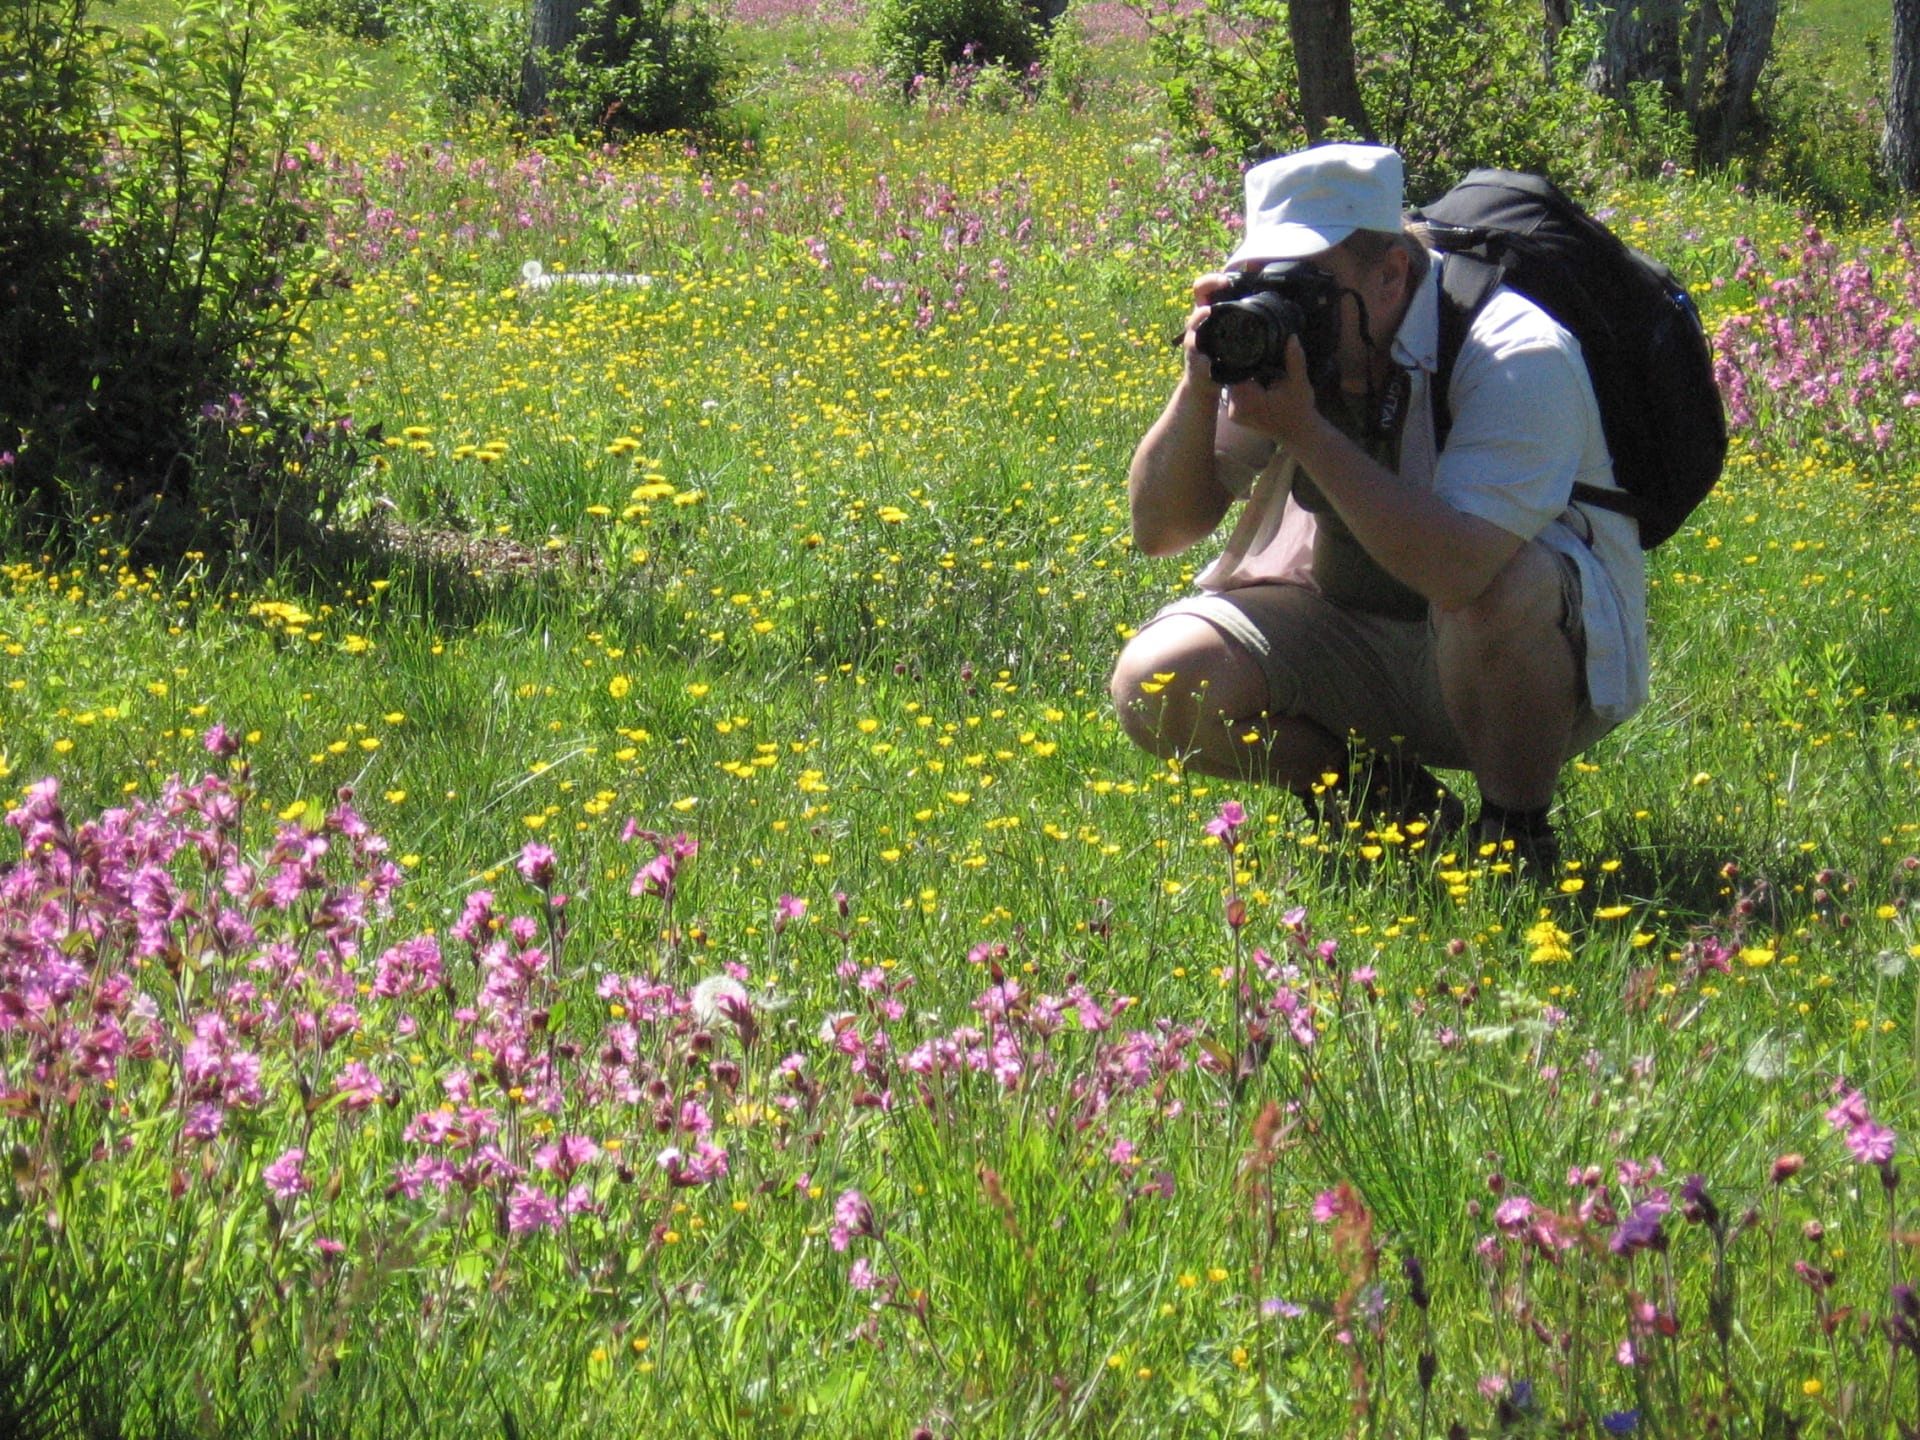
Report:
1847,1122,1897,1167
1678,1173,1720,1228
263,1147,309,1199
1828,1083,1898,1171
1494,1195,1535,1234
1890,1284,1920,1353
830,1188,879,1250
334,1061,385,1108
515,842,556,888
1609,1194,1671,1256
506,1182,563,1234
774,892,807,932
1826,1085,1871,1132
1205,800,1247,845
631,851,677,900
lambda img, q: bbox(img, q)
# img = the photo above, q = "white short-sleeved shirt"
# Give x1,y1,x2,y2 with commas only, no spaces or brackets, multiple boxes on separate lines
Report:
1194,259,1649,726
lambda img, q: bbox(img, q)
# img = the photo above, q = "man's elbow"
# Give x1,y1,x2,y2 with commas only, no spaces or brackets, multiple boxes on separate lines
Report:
1130,521,1193,558
1426,572,1494,615
1423,543,1526,617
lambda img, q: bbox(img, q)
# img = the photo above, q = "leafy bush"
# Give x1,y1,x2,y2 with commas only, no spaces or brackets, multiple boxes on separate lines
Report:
0,0,361,559
386,0,523,115
868,0,1038,94
288,0,390,41
964,59,1024,113
1145,0,1653,198
394,0,730,138
543,0,731,137
1036,1,1093,109
1739,30,1888,217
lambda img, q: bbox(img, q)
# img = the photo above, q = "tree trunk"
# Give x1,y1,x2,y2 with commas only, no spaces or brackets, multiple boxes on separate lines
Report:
1587,0,1685,100
1587,0,1636,98
1889,0,1920,190
1704,0,1775,164
1289,0,1374,142
520,0,589,120
1682,0,1725,116
1543,0,1573,64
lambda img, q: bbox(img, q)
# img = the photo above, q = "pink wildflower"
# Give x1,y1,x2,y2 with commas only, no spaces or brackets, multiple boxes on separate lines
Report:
263,1147,309,1199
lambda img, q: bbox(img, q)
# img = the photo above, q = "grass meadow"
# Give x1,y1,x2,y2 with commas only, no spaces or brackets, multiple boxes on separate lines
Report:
4,6,1920,1435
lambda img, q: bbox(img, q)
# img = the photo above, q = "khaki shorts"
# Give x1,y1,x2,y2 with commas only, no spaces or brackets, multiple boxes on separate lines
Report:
1142,557,1613,771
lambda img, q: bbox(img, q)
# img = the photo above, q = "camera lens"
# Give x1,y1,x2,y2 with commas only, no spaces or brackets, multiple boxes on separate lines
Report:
1197,306,1272,379
1198,290,1305,386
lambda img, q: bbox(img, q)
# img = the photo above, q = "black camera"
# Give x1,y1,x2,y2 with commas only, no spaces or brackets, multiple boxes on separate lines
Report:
1194,261,1344,388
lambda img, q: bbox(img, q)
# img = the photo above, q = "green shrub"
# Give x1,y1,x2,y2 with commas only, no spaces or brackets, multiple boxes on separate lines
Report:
386,0,523,115
1739,29,1888,217
395,0,731,138
1036,1,1093,109
288,0,390,41
0,0,361,559
965,60,1024,112
868,0,1037,94
1145,0,1658,198
543,0,730,137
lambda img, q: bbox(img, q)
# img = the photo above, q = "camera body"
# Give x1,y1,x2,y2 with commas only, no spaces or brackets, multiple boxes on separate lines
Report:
1195,261,1344,388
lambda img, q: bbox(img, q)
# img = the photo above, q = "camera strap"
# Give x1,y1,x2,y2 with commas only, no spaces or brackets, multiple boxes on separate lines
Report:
1371,366,1412,448
1341,285,1412,450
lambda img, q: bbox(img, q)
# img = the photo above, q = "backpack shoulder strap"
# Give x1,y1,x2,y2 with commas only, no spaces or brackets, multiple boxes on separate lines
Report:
1431,250,1503,452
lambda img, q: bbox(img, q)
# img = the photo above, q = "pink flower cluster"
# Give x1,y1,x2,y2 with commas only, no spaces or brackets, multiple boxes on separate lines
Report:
1713,220,1920,457
1827,1081,1898,1171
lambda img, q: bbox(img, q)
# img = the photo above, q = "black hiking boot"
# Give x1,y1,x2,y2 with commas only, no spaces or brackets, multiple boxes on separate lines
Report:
1468,805,1562,879
1299,756,1466,853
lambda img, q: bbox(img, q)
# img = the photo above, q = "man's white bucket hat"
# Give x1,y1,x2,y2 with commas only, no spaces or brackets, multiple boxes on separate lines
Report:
1226,143,1405,267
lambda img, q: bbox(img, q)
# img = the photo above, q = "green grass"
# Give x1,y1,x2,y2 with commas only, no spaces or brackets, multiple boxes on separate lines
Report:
4,8,1920,1437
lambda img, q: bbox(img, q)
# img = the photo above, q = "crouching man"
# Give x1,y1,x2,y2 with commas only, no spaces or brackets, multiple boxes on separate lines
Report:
1109,144,1648,870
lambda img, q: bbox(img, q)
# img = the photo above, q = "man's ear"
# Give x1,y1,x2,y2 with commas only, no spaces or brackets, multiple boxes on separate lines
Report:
1380,243,1412,306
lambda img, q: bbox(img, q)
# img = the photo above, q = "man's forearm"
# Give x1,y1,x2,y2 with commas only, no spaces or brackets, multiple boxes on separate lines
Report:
1128,379,1234,557
1285,414,1519,611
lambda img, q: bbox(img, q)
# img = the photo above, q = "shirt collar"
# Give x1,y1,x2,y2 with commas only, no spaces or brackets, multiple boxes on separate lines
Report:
1391,257,1443,375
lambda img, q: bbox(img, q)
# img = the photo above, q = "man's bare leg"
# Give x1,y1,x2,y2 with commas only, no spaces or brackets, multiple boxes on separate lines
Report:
1432,542,1580,809
1108,616,1344,786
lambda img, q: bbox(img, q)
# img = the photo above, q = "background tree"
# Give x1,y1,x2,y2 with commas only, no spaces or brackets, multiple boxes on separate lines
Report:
1699,0,1778,165
1146,0,1802,196
1587,0,1685,98
1289,0,1373,142
521,0,587,118
517,0,726,133
1889,0,1920,189
1145,0,1627,197
1585,0,1778,166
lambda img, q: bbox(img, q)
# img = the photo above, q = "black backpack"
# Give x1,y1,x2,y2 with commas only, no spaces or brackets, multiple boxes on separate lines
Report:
1412,168,1728,549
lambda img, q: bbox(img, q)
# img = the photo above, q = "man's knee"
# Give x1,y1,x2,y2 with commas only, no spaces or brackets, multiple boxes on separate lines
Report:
1110,643,1196,756
1109,621,1258,756
1108,648,1159,750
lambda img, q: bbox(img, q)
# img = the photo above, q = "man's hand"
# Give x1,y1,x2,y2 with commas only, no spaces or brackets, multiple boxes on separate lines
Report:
1179,272,1236,389
1222,336,1326,451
